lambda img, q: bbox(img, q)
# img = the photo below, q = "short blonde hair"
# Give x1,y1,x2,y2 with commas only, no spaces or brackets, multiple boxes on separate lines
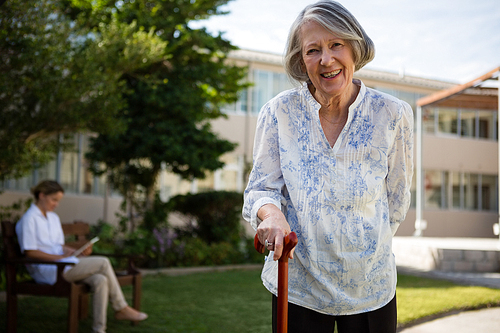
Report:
284,0,375,82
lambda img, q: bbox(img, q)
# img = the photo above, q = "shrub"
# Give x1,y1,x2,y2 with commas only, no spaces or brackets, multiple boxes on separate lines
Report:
0,198,32,291
143,193,169,232
168,191,244,246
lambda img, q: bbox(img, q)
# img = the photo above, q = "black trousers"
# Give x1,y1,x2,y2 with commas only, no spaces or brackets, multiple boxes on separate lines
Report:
272,295,397,333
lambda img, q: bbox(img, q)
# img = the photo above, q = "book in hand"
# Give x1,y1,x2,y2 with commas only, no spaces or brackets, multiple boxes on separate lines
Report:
72,236,99,257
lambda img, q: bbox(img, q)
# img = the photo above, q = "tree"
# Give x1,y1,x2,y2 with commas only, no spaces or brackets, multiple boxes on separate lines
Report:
0,0,166,181
84,0,248,230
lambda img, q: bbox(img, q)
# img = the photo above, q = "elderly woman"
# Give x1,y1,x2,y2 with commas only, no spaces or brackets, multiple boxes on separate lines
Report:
243,1,413,332
16,180,148,333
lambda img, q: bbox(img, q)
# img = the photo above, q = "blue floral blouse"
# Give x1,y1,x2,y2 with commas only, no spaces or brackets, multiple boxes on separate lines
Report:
243,80,413,315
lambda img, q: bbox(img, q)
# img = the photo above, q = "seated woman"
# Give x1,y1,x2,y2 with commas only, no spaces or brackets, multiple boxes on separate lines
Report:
16,180,148,333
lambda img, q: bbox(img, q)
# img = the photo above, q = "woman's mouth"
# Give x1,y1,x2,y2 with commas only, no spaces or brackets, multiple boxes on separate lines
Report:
321,69,341,78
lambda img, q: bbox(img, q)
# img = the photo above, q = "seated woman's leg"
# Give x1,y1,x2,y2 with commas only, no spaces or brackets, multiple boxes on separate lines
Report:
81,273,108,333
63,256,128,311
64,256,147,323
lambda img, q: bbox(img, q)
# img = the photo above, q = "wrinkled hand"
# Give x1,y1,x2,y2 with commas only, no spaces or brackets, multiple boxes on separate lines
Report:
256,204,294,261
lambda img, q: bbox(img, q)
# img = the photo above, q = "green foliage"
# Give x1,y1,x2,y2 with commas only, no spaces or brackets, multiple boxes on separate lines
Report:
0,199,33,290
0,198,33,222
84,0,248,226
178,238,240,266
135,228,259,268
0,0,167,181
142,193,170,232
122,227,157,266
168,191,244,245
88,219,119,253
397,274,500,326
99,189,258,268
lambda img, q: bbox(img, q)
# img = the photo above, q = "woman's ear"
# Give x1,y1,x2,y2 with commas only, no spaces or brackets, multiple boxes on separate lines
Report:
299,58,306,73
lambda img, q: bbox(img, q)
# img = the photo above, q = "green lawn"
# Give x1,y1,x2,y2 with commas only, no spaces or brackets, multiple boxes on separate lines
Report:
397,274,500,326
1,268,500,332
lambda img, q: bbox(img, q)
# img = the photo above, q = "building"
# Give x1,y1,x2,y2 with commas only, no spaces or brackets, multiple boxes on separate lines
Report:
1,49,498,238
413,67,500,238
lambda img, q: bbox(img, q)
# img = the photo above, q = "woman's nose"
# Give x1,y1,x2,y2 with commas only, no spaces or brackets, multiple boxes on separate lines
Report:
320,49,334,66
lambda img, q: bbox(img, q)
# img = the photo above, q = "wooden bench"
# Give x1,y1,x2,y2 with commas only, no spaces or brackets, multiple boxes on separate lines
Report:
1,220,143,333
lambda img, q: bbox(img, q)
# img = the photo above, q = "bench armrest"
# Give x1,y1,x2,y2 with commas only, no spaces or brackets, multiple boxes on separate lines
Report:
7,257,77,267
5,257,77,286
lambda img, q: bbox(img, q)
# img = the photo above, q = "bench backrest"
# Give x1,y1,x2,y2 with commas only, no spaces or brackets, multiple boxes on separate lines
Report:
61,221,90,248
1,221,21,261
2,220,92,259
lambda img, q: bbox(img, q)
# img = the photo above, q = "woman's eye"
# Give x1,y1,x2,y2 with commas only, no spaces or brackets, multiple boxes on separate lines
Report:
306,49,318,55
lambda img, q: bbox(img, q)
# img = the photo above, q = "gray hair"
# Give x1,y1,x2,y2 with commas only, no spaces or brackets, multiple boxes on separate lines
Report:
284,0,375,83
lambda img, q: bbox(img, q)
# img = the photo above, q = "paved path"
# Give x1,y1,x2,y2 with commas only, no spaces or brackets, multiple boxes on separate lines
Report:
397,266,500,289
397,266,500,332
398,307,500,333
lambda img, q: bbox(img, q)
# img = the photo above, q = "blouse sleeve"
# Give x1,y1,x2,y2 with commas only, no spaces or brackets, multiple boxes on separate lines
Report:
386,101,414,235
52,213,65,245
16,215,38,253
243,102,287,230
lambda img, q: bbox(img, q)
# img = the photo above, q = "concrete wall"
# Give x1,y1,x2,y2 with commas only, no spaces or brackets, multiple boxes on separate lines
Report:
397,208,497,238
423,135,498,174
0,190,123,226
393,237,500,272
211,113,258,159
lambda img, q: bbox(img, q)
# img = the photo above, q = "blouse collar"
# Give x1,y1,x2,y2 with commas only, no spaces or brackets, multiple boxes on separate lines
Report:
301,79,366,114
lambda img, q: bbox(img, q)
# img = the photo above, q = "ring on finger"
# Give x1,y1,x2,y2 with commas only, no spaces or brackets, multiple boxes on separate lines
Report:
265,239,274,248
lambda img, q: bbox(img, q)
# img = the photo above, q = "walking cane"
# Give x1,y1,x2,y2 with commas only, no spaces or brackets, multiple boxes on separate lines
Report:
254,232,298,333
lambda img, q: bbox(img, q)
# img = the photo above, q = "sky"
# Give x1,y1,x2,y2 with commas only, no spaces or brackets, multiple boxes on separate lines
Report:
190,0,500,84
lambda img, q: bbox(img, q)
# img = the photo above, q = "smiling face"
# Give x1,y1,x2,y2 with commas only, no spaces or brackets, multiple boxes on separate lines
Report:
37,191,64,215
300,20,356,102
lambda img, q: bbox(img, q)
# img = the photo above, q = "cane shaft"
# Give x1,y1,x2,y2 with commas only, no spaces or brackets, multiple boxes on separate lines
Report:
277,259,289,333
254,232,298,333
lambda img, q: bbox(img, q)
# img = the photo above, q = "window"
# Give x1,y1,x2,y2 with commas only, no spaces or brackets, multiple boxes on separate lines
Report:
371,86,426,112
223,69,293,115
460,111,476,138
0,133,110,197
452,172,461,209
438,108,458,135
424,170,447,209
423,108,436,134
449,172,497,211
59,134,79,193
464,173,479,210
221,89,248,114
478,111,495,139
481,175,498,211
252,70,294,114
422,107,497,141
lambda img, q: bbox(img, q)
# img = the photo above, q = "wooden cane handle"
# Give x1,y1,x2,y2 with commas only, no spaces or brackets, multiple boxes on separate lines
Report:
281,232,298,261
254,234,266,254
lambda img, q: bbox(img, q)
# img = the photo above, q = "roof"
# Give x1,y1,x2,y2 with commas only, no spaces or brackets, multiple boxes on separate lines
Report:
354,67,456,91
229,49,457,91
417,67,500,110
229,49,284,66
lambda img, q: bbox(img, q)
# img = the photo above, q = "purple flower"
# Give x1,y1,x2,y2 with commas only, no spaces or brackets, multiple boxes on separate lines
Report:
152,227,177,255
